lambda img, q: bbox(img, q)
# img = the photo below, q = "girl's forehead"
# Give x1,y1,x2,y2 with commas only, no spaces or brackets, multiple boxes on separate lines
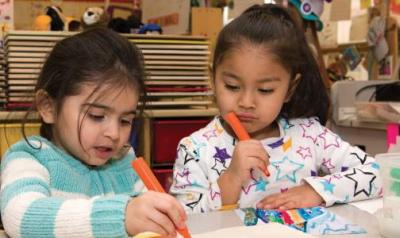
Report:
78,82,137,102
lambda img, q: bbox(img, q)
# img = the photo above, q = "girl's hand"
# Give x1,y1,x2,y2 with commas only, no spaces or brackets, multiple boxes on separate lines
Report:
125,191,187,237
256,183,324,210
225,140,269,186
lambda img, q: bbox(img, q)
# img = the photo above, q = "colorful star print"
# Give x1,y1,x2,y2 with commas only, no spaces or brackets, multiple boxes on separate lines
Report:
186,194,203,210
215,122,224,134
183,152,197,165
300,119,318,143
320,179,335,194
191,139,206,159
311,170,317,176
282,118,295,130
296,146,312,160
255,177,269,191
174,168,192,189
268,138,284,149
210,189,221,200
322,158,335,172
213,146,231,163
271,156,304,183
350,152,368,165
203,129,218,140
242,181,258,195
211,158,227,175
318,129,340,150
282,138,292,152
344,168,376,197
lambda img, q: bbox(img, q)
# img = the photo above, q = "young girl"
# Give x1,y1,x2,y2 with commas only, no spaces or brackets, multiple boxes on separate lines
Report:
170,4,382,213
1,28,186,237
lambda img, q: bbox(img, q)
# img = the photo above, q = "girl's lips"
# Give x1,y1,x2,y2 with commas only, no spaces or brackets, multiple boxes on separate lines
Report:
94,146,113,160
237,113,257,122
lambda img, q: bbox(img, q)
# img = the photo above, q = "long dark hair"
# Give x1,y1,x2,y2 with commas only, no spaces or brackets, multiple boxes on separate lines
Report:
212,4,329,124
22,28,147,143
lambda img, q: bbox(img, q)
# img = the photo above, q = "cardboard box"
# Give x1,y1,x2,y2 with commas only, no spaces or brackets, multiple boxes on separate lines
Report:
142,0,190,34
191,7,222,49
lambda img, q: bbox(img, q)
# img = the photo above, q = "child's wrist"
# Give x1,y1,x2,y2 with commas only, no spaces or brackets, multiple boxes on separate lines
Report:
220,170,243,187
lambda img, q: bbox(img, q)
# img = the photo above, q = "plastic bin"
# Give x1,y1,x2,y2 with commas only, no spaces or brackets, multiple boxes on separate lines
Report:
151,119,209,165
375,153,400,238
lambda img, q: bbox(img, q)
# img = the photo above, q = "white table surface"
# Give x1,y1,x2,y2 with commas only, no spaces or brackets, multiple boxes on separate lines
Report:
187,199,384,238
0,199,384,238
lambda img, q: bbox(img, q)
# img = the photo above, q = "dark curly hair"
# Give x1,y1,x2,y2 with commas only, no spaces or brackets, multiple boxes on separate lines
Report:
212,4,329,124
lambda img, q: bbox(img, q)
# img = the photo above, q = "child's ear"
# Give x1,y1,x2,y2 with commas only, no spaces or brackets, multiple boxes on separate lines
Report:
285,73,301,103
35,89,56,124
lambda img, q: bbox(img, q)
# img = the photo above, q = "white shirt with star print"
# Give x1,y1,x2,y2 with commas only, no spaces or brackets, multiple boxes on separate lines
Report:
169,116,382,213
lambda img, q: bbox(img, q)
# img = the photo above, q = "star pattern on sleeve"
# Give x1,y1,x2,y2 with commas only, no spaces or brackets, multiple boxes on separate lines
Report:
267,138,284,149
242,172,259,194
179,144,198,165
350,152,368,165
300,119,318,143
321,158,335,172
282,118,295,130
173,168,192,189
255,177,269,192
344,168,376,197
215,122,224,134
271,156,304,183
296,146,312,160
213,146,231,163
210,188,221,200
186,193,203,210
203,129,218,140
320,179,335,194
211,158,227,175
191,139,206,159
318,129,340,150
282,138,292,152
242,181,258,195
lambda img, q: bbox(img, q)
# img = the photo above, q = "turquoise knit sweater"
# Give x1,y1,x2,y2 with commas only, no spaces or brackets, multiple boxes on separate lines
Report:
1,136,144,238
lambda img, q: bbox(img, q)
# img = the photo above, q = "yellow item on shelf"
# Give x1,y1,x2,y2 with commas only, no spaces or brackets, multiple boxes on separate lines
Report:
0,123,40,157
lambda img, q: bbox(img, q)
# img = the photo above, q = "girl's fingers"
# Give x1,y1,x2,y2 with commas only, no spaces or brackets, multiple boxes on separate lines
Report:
136,217,170,237
147,209,177,237
279,200,297,210
247,156,268,173
155,194,187,229
258,193,290,209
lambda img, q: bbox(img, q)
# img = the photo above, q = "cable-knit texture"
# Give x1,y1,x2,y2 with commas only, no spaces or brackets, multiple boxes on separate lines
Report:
1,136,143,238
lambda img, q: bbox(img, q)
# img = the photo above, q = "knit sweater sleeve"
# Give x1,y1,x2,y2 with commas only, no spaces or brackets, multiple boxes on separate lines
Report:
1,149,136,238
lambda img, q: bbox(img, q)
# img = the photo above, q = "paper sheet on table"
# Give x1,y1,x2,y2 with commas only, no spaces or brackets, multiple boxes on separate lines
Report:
192,223,315,238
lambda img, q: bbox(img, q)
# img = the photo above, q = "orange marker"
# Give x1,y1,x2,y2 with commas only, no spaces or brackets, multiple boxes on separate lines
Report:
223,112,270,177
131,157,192,238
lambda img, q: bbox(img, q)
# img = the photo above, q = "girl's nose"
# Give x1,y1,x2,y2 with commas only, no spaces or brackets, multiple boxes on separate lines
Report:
104,121,120,141
238,91,255,108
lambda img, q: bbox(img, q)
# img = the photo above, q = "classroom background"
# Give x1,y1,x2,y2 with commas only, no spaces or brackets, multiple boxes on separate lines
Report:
0,0,399,204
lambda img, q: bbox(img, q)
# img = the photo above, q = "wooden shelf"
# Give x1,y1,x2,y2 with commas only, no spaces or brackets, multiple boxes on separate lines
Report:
321,41,371,54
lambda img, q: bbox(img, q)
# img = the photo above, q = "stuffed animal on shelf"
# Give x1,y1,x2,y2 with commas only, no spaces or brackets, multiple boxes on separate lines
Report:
45,5,65,31
33,15,52,31
81,6,109,30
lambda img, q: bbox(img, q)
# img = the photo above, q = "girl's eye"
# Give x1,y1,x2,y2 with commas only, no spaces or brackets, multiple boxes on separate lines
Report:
224,83,240,91
258,88,274,94
121,118,133,125
88,114,105,121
